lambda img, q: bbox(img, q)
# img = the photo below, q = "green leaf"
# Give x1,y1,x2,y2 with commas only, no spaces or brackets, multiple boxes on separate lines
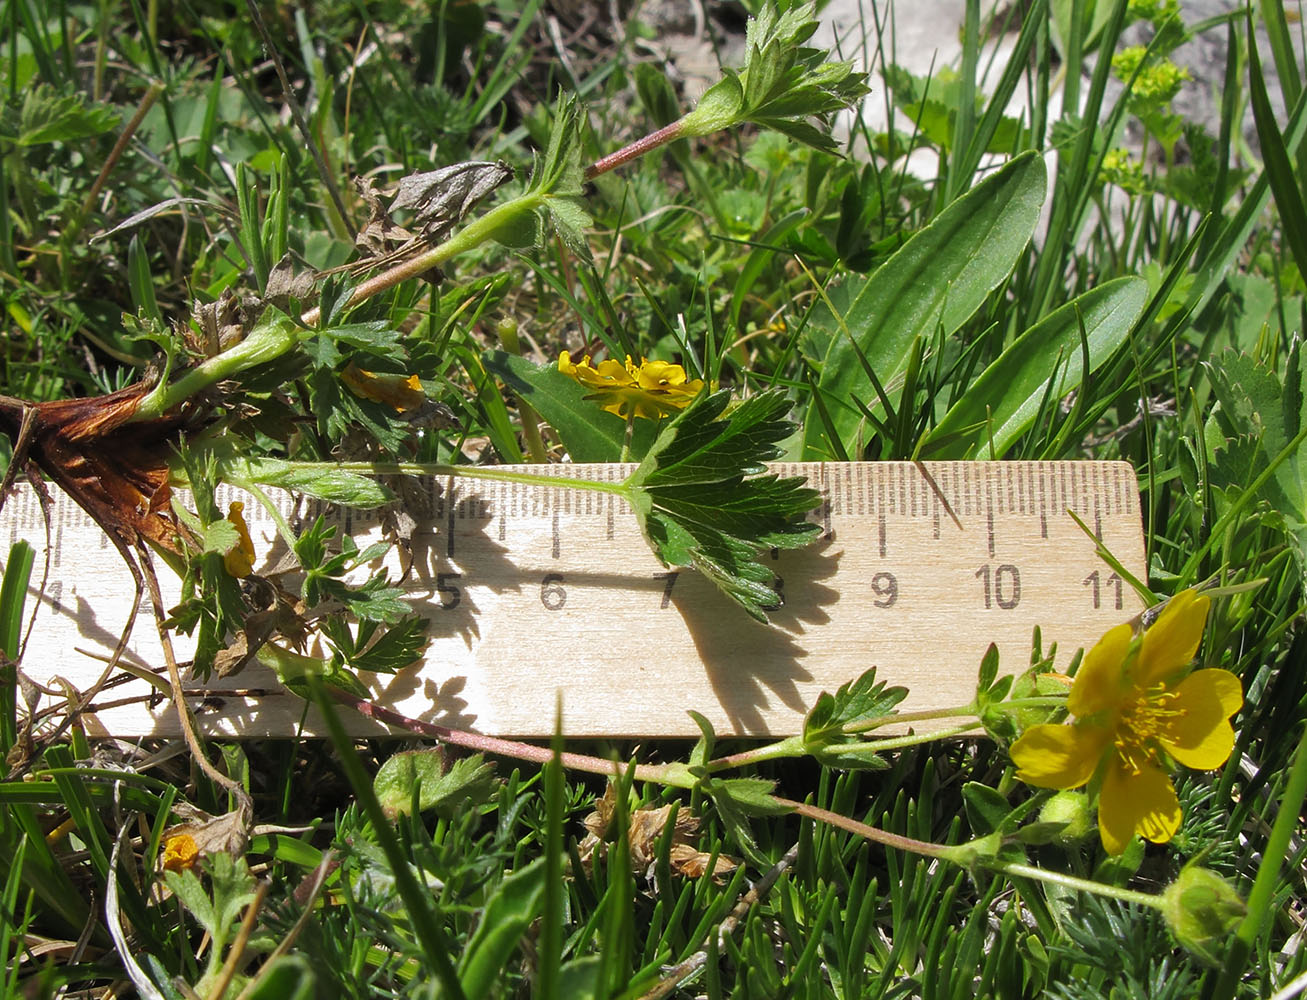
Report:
8,85,120,145
624,390,822,621
802,151,1047,458
482,350,657,461
162,868,217,936
1206,347,1306,518
230,457,394,508
924,277,1148,457
709,776,792,817
1247,21,1307,282
458,858,547,1000
883,64,1027,154
802,667,908,749
373,750,499,819
687,710,716,771
199,518,239,557
338,615,429,674
811,744,892,770
245,956,316,1000
962,782,1015,836
543,196,594,263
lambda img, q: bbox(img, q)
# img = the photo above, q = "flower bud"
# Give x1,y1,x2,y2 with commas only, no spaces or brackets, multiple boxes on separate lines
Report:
1038,790,1094,843
1161,866,1245,965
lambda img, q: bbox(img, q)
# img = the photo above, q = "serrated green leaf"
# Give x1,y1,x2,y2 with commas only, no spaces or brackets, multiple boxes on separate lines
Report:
923,276,1148,458
346,615,429,674
374,750,499,819
812,745,891,770
802,152,1047,458
710,777,792,817
544,196,594,262
802,667,908,748
623,389,822,621
1205,346,1306,517
200,518,240,556
206,853,258,948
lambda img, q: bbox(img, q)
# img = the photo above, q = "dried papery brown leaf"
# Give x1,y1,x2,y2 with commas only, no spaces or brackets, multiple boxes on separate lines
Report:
578,784,736,879
669,843,737,880
390,160,514,241
159,802,254,869
0,383,200,557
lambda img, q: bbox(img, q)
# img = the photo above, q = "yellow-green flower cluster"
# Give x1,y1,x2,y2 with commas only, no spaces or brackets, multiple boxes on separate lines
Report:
559,351,705,420
1126,0,1180,26
1112,47,1191,108
1010,590,1242,855
1099,148,1149,195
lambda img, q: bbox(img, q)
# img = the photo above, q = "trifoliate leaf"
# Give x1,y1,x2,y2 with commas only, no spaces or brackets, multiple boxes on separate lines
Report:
679,2,869,152
802,667,908,749
623,389,821,621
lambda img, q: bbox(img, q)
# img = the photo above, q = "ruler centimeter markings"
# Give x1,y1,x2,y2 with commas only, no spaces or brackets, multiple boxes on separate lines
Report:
0,461,1147,738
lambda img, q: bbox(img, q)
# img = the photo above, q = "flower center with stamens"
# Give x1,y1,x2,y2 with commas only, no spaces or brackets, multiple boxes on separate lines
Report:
1113,687,1183,774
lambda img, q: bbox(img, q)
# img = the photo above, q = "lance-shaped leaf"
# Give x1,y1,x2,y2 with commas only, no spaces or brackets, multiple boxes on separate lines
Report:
623,390,821,622
801,151,1046,459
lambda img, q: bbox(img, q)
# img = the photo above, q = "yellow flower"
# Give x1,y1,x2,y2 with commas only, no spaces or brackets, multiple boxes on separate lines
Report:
223,502,256,578
161,833,199,873
1010,590,1242,855
558,351,704,420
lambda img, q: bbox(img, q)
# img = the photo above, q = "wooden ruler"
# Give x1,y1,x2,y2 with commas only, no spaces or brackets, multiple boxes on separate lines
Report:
1,461,1147,738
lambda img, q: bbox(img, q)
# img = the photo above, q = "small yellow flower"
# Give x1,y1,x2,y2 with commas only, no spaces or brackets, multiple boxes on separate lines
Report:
161,833,199,873
1010,590,1242,855
558,351,704,420
223,502,255,578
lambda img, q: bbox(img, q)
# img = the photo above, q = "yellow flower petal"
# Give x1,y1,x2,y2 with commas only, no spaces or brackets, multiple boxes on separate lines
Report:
223,502,255,578
1137,590,1209,686
1010,723,1110,789
340,361,427,412
1068,622,1133,718
1158,669,1242,771
161,833,199,873
559,352,702,420
1099,756,1181,855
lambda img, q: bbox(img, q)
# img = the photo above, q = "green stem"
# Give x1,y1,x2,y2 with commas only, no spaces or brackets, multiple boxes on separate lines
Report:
132,319,302,422
855,722,985,751
237,480,300,554
987,858,1164,910
1209,719,1307,1000
132,191,549,423
303,460,637,499
299,192,545,327
846,703,981,734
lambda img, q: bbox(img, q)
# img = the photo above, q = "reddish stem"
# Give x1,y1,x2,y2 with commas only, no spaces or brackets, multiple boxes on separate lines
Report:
585,120,686,180
326,688,673,783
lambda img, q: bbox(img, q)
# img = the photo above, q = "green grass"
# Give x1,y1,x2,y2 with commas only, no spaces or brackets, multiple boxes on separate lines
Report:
3,0,1307,996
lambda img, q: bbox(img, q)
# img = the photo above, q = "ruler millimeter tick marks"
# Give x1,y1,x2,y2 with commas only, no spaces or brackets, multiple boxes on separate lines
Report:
1,461,1146,737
